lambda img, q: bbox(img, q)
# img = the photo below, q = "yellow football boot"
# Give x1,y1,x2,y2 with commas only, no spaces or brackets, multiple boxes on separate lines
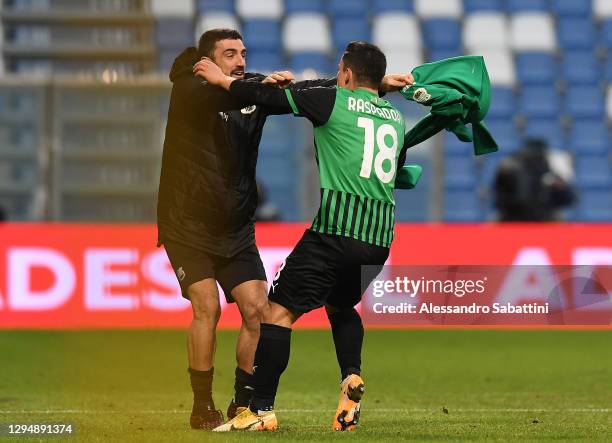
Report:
332,374,364,431
213,407,278,432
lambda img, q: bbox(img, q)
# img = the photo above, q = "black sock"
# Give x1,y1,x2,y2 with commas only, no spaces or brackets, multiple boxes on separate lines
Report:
249,323,292,413
328,308,364,380
233,367,254,407
188,367,215,415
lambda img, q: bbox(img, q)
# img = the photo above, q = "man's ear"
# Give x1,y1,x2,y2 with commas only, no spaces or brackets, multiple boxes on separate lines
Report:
345,67,354,86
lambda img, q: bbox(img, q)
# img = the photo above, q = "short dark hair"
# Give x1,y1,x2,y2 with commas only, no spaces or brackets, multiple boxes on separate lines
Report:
198,28,243,59
341,41,387,88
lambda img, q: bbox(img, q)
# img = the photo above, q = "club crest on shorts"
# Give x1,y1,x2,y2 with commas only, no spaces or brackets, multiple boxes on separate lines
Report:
241,105,257,114
176,267,186,281
413,87,431,104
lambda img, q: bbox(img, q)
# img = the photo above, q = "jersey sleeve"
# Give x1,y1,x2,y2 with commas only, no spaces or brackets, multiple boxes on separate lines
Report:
283,87,337,127
292,77,337,88
229,80,337,126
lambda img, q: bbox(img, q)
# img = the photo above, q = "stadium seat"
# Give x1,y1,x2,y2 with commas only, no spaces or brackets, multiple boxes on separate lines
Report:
444,155,478,188
243,20,282,52
576,190,612,221
260,115,294,154
284,0,325,13
159,49,186,74
372,13,421,52
510,13,557,52
257,154,295,187
519,86,560,119
444,132,472,156
289,52,334,76
236,0,283,19
258,183,300,219
507,0,549,12
151,0,193,17
247,51,285,74
594,0,612,19
328,0,369,17
561,51,601,85
516,52,556,85
195,13,240,37
265,186,299,220
332,17,370,51
488,87,515,119
575,155,612,188
422,19,462,51
523,118,565,149
385,50,424,75
557,18,597,50
155,19,194,49
427,49,460,63
464,13,509,50
568,120,610,154
474,50,515,86
394,160,432,222
196,0,234,13
444,190,483,222
485,120,521,152
600,20,612,49
565,86,605,119
551,0,592,17
372,0,414,13
283,14,332,54
463,0,503,12
414,0,463,18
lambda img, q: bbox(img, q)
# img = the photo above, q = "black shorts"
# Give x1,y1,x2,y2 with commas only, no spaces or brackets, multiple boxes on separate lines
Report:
163,241,266,303
269,229,389,314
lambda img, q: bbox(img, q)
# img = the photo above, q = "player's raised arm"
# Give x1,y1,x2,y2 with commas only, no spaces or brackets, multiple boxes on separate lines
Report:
195,58,336,125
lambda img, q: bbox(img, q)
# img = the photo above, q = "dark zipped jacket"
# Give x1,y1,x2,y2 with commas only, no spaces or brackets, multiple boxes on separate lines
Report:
157,47,333,257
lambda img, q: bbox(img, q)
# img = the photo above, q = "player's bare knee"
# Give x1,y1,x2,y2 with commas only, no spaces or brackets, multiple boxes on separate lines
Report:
191,301,220,324
241,297,267,331
188,282,220,323
233,280,268,329
263,301,299,327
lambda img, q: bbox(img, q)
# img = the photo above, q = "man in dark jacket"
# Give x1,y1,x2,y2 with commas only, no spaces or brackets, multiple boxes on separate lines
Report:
157,28,340,429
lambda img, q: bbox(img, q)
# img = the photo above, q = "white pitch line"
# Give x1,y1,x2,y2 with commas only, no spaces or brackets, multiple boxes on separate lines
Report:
0,408,609,414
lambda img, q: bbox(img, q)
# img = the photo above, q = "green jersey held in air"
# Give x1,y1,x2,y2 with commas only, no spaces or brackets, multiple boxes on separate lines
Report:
229,81,406,248
286,87,405,247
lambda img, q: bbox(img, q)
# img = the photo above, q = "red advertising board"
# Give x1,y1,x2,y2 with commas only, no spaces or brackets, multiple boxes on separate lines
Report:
0,223,610,329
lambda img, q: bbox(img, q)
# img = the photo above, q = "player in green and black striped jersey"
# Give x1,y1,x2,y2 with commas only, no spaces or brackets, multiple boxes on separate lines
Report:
195,41,413,432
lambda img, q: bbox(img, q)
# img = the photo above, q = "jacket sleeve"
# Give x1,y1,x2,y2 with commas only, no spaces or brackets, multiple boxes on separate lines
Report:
229,80,337,126
261,78,337,115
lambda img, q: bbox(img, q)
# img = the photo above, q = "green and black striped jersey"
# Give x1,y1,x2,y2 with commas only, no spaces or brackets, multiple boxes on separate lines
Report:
312,188,396,247
286,86,405,247
229,82,406,248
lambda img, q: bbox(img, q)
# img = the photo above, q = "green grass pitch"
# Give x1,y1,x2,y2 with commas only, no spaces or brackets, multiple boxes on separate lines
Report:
0,329,610,442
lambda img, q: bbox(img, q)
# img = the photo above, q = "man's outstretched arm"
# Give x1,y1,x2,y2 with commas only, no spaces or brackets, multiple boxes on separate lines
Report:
194,58,336,126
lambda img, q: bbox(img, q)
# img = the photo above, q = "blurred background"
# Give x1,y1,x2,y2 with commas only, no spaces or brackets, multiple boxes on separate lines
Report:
0,0,610,224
